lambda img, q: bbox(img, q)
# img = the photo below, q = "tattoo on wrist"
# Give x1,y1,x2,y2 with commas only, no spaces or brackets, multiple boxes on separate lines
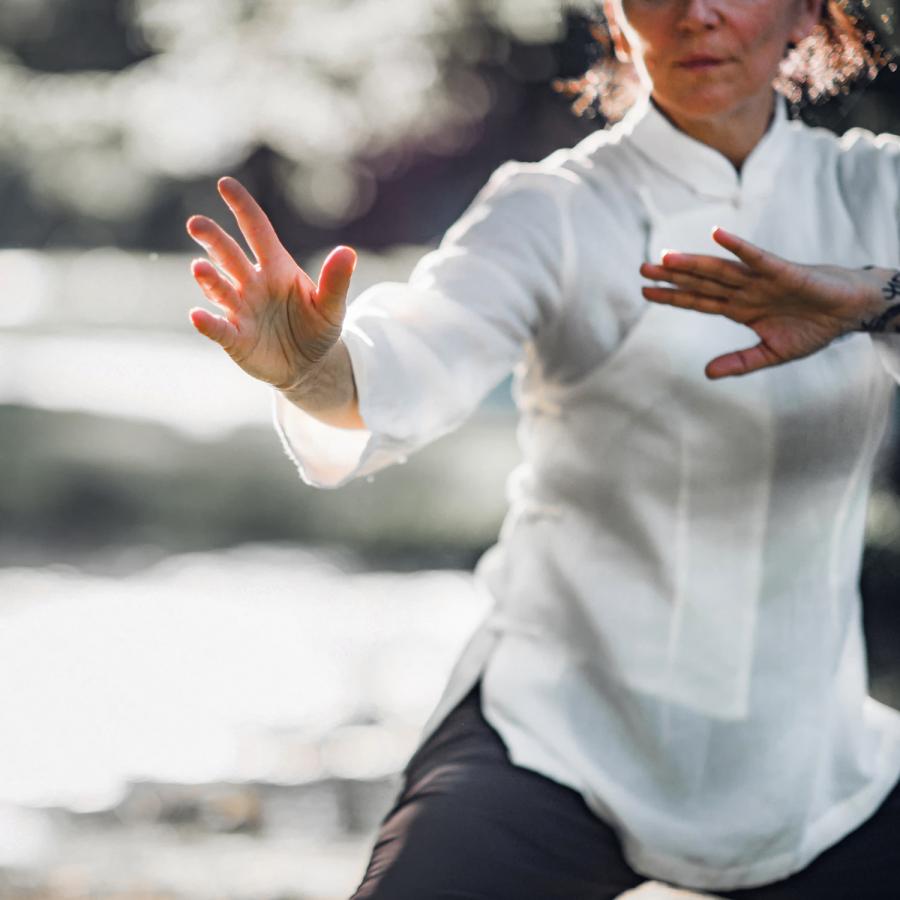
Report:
859,267,900,333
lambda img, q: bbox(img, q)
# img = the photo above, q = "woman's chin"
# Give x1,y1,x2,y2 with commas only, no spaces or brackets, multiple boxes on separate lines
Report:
652,86,764,123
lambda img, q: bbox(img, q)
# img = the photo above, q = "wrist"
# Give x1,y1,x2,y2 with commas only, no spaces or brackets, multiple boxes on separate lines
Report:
278,339,364,429
277,341,341,398
854,267,900,333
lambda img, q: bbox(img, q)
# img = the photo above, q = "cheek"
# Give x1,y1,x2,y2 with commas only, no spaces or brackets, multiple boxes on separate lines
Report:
616,2,674,52
734,9,793,58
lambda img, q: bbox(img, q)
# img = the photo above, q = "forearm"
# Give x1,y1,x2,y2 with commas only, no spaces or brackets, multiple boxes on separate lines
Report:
855,267,900,333
278,339,366,430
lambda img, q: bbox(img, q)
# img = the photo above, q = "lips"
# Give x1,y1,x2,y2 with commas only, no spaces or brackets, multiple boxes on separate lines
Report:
677,56,727,68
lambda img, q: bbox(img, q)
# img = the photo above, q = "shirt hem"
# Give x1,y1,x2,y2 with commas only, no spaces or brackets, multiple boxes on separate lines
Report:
416,613,900,895
617,703,900,892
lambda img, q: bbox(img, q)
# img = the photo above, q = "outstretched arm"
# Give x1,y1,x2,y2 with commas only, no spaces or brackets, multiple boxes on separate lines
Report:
249,162,569,489
638,226,899,379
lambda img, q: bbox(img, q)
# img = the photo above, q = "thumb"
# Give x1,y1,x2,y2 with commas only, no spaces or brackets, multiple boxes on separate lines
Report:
315,245,357,319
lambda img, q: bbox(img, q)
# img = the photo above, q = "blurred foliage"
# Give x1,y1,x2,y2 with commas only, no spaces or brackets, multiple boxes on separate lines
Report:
0,0,896,255
0,403,518,568
0,0,601,252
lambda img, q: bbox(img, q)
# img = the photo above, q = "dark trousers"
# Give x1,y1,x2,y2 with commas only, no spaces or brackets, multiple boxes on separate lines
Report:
350,680,900,899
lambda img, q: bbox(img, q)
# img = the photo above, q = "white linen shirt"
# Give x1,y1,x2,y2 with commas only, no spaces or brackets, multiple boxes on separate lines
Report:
274,90,900,891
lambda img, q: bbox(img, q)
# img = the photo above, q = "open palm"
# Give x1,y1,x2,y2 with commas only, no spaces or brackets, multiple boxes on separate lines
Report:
186,176,357,391
639,228,872,379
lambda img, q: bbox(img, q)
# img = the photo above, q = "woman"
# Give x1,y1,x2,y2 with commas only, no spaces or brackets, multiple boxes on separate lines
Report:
185,1,900,896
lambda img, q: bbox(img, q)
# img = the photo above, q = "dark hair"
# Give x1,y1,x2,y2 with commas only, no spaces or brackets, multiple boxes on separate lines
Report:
553,1,896,123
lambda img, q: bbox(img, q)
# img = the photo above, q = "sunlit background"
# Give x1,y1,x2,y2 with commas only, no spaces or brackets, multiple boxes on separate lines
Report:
2,1,900,898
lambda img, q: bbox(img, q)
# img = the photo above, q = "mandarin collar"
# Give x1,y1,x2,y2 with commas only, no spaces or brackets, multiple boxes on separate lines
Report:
616,90,790,203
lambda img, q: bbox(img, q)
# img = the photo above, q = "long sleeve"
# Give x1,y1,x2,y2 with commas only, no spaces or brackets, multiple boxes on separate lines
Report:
274,161,575,488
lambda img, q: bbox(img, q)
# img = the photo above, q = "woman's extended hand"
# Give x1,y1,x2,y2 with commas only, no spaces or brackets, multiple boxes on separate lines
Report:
186,176,357,391
639,227,890,379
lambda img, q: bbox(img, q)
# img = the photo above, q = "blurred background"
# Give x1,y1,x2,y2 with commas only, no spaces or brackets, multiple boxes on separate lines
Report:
2,1,900,898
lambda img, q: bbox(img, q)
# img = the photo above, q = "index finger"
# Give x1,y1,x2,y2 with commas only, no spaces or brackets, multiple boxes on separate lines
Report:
217,176,288,268
712,227,782,274
651,252,747,289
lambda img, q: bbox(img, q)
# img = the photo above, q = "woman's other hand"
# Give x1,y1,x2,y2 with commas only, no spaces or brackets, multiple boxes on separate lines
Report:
639,227,896,379
186,176,357,391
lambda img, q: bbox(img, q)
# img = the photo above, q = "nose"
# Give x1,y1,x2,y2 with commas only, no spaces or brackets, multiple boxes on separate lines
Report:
676,0,720,30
